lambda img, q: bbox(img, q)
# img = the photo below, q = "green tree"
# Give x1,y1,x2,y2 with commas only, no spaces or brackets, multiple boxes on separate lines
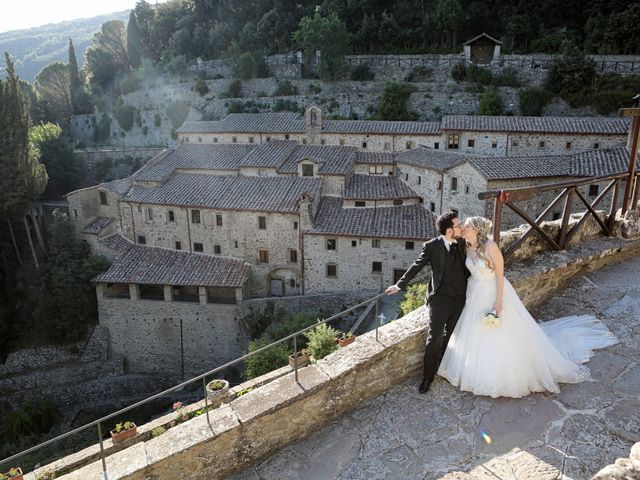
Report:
518,88,552,116
478,86,504,115
68,38,82,114
85,20,129,89
29,123,83,198
32,210,109,343
293,11,351,81
233,53,257,80
433,0,463,50
545,41,596,99
377,81,417,120
127,10,144,69
399,283,428,316
35,62,73,123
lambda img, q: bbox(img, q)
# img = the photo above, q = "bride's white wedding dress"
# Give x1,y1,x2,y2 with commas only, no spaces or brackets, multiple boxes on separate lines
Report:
438,254,618,398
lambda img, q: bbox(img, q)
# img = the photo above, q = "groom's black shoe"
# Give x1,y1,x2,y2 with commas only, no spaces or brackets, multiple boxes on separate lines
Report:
418,380,431,394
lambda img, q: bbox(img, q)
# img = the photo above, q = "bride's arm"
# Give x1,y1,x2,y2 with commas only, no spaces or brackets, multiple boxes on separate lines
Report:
486,241,504,316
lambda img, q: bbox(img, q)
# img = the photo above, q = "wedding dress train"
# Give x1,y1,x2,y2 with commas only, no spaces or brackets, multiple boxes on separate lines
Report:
438,256,618,398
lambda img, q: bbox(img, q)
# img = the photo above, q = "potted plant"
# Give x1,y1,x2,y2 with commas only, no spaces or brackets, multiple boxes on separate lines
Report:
337,331,356,347
0,467,24,480
304,324,340,360
205,379,230,405
110,421,138,444
288,349,311,368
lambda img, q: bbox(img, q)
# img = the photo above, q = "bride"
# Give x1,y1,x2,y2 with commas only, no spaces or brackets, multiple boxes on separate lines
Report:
438,216,618,398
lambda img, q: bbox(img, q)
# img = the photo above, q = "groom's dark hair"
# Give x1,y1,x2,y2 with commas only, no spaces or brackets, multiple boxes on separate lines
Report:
436,210,458,235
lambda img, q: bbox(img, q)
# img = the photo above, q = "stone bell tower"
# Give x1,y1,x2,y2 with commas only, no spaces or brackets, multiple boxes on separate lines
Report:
305,104,323,144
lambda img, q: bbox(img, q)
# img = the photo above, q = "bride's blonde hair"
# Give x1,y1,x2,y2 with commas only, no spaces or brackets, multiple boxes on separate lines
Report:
465,216,494,270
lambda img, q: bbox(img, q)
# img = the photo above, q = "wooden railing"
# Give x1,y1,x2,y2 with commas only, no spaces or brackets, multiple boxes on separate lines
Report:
479,172,640,261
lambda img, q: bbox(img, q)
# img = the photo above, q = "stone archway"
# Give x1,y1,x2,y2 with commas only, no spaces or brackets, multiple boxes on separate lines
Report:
266,267,300,297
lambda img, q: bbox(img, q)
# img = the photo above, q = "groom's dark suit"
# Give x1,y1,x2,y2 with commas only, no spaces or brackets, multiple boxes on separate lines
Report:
395,236,469,391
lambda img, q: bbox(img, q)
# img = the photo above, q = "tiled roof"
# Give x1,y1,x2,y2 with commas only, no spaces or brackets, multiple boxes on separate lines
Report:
344,175,420,200
355,152,396,164
134,144,254,182
323,120,441,135
123,174,322,213
82,217,114,234
309,197,437,240
98,233,134,254
101,178,133,196
94,245,249,287
395,147,467,171
177,113,305,134
240,141,298,168
278,145,357,175
469,146,629,180
441,115,629,134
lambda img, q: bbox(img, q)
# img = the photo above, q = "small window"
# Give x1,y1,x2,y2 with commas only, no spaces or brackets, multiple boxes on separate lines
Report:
351,240,357,247
405,141,413,149
417,176,422,185
258,216,267,229
320,139,326,145
249,136,254,143
289,278,296,288
293,221,298,230
191,209,201,224
198,137,202,143
326,239,337,250
175,241,182,250
451,177,458,191
362,141,367,148
258,249,269,263
369,165,383,175
448,134,459,149
434,142,440,150
566,141,572,149
266,136,271,142
437,180,442,190
285,134,290,140
302,138,308,144
339,138,346,145
302,164,314,177
372,261,382,273
137,235,146,245
539,141,545,149
168,210,175,222
214,245,221,254
232,136,237,143
491,140,497,149
594,142,600,149
99,191,108,205
430,202,436,212
372,239,380,248
289,249,298,263
213,137,218,143
393,199,403,206
355,201,366,207
512,140,518,147
73,209,78,218
234,240,238,248
589,185,599,197
405,173,409,181
216,214,223,226
146,208,153,220
405,241,415,250
326,264,337,277
465,185,470,194
193,242,203,252
467,139,475,148
384,142,391,150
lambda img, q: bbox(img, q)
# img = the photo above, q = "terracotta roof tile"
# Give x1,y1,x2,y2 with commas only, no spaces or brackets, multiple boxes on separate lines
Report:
278,145,357,175
395,147,467,171
82,217,114,234
441,115,629,134
344,175,420,200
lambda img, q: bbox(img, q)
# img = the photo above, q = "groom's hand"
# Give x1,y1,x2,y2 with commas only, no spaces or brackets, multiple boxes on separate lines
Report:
385,285,401,295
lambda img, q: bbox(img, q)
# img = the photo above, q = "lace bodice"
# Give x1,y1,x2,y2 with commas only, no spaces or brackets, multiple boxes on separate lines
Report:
465,254,495,279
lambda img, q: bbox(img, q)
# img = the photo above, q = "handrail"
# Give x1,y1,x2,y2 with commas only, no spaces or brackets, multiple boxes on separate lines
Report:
0,292,387,474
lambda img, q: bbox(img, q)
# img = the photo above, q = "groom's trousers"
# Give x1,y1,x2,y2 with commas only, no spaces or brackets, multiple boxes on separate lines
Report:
423,292,466,386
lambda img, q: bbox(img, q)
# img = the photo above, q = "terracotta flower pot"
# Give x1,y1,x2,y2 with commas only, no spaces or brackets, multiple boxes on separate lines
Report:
3,467,23,480
110,423,138,444
338,335,356,347
288,351,311,368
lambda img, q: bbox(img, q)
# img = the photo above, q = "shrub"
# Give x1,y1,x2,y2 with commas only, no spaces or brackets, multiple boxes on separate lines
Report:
545,41,596,98
219,79,242,98
142,125,149,136
307,83,322,94
120,73,141,95
114,105,137,131
466,64,493,85
233,53,257,80
451,61,467,82
405,65,431,82
243,339,290,379
153,113,162,127
478,87,503,115
166,100,189,129
399,283,428,316
151,426,166,437
194,79,209,96
493,67,521,87
272,80,299,96
377,81,417,120
226,102,245,114
350,63,375,81
272,99,299,112
304,323,339,359
6,401,60,442
518,88,552,116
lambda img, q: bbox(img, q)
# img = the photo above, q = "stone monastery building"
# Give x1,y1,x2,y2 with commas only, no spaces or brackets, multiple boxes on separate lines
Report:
66,106,632,376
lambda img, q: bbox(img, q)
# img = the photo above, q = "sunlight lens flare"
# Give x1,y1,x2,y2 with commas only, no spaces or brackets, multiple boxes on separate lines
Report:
480,431,492,444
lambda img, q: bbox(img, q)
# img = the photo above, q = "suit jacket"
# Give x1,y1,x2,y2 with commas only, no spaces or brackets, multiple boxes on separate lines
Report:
395,237,469,304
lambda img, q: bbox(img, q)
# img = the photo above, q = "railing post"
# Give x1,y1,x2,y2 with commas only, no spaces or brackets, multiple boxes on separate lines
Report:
203,376,210,425
293,334,299,383
375,298,379,342
632,174,640,210
97,422,108,480
493,194,503,244
607,179,621,233
558,187,575,249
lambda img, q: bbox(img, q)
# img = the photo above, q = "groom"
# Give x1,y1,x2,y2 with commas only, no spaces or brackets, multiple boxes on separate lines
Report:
385,210,468,393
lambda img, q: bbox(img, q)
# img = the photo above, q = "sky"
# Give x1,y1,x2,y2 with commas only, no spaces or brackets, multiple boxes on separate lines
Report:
0,0,166,33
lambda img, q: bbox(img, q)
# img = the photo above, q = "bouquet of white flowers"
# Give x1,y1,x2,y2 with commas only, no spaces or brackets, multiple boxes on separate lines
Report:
482,310,501,328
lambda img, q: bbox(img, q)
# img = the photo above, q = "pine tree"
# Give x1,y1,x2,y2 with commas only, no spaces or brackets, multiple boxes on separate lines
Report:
68,38,81,114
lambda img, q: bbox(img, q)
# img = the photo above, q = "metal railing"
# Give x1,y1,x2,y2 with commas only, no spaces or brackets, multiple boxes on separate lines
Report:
0,292,388,479
479,171,640,261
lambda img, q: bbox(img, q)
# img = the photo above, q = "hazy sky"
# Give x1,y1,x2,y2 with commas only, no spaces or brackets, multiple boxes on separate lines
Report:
0,0,167,33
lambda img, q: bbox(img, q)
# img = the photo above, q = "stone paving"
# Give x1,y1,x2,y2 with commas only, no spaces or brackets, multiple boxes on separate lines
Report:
227,256,640,480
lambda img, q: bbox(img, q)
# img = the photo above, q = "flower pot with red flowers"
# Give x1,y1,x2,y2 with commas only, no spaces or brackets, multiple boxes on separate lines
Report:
110,421,137,444
288,349,311,368
0,467,24,480
337,332,356,347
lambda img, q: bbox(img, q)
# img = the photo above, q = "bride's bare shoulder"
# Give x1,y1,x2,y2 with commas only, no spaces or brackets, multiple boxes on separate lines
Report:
485,240,501,252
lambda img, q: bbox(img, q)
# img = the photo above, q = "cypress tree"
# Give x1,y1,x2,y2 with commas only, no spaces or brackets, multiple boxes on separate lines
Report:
127,11,143,69
68,38,81,114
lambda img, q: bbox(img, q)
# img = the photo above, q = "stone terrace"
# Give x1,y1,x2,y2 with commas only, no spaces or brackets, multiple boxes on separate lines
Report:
228,253,640,480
